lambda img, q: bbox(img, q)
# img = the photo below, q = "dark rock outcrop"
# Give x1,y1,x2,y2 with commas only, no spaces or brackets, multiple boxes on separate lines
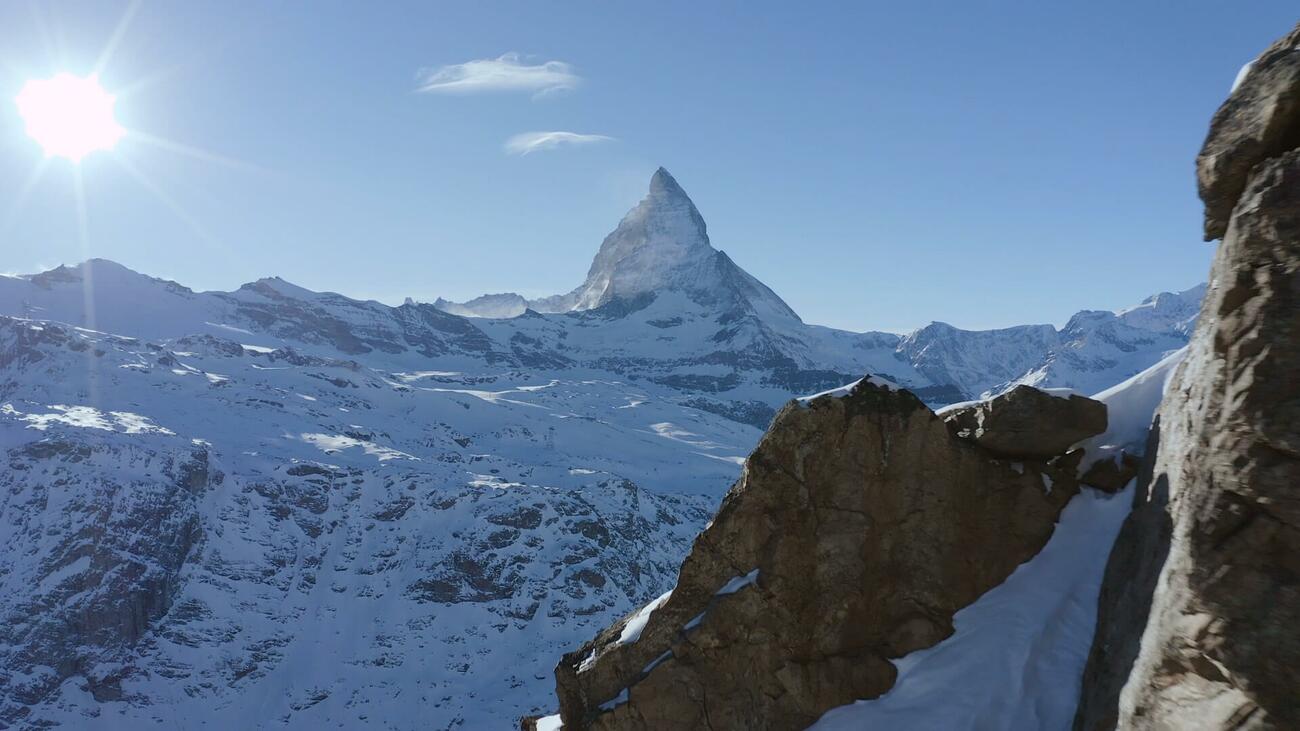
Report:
943,384,1108,458
1075,21,1300,730
548,381,1086,730
0,441,211,726
1079,451,1142,494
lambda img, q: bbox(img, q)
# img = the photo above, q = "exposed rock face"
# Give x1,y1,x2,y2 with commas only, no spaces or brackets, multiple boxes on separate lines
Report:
550,380,1086,730
943,385,1108,458
1197,23,1300,240
1076,22,1300,731
0,439,211,723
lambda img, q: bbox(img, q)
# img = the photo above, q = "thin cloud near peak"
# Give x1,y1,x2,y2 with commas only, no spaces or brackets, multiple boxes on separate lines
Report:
503,131,615,155
415,52,579,97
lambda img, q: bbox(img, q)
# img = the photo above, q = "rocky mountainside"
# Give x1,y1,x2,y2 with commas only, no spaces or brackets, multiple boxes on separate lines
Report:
528,371,1170,729
0,315,745,729
1075,22,1300,731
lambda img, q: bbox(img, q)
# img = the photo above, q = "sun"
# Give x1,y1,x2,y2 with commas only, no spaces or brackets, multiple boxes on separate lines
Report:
14,73,125,162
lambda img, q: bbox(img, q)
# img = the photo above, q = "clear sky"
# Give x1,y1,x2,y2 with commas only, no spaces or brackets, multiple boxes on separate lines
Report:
0,2,1294,332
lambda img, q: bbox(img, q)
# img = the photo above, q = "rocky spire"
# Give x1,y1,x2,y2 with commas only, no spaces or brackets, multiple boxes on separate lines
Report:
563,167,713,311
646,166,691,201
528,167,801,322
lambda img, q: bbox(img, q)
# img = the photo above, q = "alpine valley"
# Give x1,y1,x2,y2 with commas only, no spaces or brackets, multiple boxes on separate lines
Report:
0,168,1199,729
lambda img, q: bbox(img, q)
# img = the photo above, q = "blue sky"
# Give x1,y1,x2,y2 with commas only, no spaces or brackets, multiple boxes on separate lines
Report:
0,2,1294,332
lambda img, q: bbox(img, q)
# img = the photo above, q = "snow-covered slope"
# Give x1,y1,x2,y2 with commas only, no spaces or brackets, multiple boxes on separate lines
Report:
0,316,751,728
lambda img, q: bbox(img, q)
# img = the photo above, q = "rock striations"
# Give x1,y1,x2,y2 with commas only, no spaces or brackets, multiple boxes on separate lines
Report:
1075,21,1300,731
534,380,1108,730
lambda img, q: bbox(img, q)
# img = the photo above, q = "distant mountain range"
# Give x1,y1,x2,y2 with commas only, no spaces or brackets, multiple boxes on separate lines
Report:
438,166,1202,412
0,168,1200,728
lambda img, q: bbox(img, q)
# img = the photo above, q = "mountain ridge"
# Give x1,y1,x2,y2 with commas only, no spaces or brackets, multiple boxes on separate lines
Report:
4,169,1205,409
0,255,1202,407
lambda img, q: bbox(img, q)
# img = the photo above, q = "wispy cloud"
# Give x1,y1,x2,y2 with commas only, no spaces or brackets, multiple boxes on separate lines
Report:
415,53,579,97
503,131,615,155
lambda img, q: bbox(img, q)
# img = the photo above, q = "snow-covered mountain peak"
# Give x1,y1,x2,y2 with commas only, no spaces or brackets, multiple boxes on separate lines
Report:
236,275,325,301
433,292,529,319
646,166,693,203
26,258,190,294
431,168,805,323
562,167,714,311
1115,283,1205,335
499,167,802,326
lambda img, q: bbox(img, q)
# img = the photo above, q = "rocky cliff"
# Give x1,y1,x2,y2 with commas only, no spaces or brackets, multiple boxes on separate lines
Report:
1074,21,1300,731
533,379,1110,730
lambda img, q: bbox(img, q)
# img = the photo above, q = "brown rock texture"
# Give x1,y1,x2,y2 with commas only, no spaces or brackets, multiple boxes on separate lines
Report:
1079,451,1142,494
1075,21,1300,731
551,382,1083,730
1198,22,1300,240
943,384,1108,458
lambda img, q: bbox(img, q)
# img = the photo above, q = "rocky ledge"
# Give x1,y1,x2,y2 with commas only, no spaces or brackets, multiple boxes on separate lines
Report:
528,379,1109,730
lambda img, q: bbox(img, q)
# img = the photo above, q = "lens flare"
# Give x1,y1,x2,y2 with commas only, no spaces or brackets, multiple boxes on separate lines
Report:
14,73,124,161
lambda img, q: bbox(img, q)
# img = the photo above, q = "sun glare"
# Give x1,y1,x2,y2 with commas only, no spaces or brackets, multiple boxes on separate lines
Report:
14,73,124,162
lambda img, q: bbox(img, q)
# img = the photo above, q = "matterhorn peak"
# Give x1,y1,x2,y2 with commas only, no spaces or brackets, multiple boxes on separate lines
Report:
545,167,720,312
648,166,688,199
443,167,800,322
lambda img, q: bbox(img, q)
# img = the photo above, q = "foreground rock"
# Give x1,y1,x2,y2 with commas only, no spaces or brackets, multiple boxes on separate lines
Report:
1197,23,1300,240
545,381,1087,730
1076,21,1300,731
943,384,1107,458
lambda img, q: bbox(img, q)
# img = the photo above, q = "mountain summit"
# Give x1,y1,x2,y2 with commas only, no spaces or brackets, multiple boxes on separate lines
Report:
562,167,715,312
444,168,801,322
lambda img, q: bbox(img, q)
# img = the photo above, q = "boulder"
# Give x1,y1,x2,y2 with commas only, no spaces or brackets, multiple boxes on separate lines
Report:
547,380,1081,730
943,385,1107,458
1079,451,1142,493
1075,21,1300,731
